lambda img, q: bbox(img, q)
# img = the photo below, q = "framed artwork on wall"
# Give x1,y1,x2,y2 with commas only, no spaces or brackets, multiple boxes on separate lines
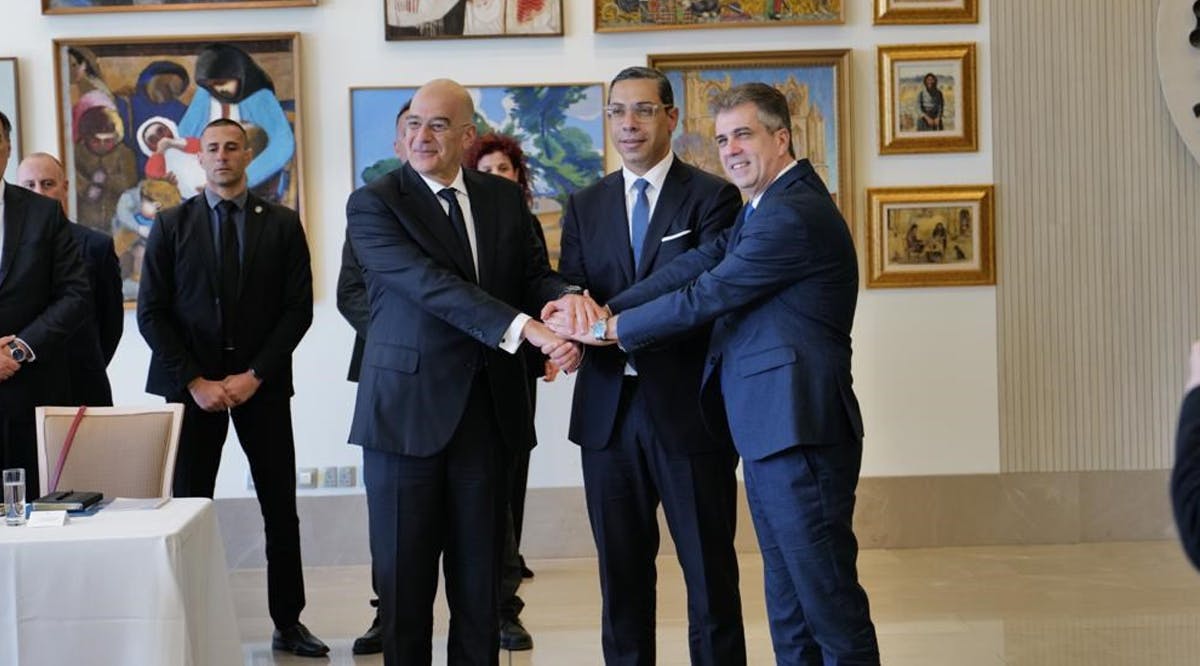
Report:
43,0,315,14
596,0,843,32
864,185,994,288
0,58,21,184
648,49,853,224
53,33,303,302
350,83,605,265
873,0,978,25
384,0,563,40
877,42,977,154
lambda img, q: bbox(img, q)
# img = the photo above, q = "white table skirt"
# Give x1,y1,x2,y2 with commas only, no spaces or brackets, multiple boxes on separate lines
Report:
0,498,242,666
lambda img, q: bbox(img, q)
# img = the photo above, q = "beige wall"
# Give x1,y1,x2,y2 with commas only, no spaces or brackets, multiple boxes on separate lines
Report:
993,0,1200,473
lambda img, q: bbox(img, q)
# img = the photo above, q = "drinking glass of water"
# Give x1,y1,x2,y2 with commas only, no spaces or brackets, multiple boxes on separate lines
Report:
3,468,26,526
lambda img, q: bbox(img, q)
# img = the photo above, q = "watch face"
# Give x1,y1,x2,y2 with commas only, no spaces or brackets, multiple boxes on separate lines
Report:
591,320,608,341
7,343,25,363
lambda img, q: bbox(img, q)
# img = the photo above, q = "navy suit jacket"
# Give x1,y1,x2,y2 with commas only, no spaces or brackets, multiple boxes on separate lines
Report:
66,223,123,405
137,192,313,400
610,160,863,461
1172,387,1200,569
0,185,90,413
345,164,568,457
558,158,740,453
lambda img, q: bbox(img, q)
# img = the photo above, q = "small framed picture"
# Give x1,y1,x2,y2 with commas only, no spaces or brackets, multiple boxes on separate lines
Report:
873,0,978,25
877,42,977,154
385,0,563,40
864,185,994,288
0,58,20,183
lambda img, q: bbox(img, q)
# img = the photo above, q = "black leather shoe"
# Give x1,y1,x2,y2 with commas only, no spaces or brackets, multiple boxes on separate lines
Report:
499,617,533,651
519,555,534,579
272,623,330,657
352,609,383,655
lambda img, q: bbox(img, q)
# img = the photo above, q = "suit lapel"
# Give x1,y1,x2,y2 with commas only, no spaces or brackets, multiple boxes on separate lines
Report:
636,161,690,280
188,196,221,297
602,174,635,287
0,186,25,290
396,165,476,281
463,170,493,286
238,195,267,297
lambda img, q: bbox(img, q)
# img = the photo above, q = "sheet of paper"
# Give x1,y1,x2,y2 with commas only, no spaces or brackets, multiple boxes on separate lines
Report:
104,497,170,512
28,510,68,527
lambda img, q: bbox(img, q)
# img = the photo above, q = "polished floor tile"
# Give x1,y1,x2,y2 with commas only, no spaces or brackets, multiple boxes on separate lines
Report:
233,540,1200,665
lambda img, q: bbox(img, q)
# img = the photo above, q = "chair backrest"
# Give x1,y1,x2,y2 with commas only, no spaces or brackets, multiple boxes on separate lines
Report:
34,404,184,499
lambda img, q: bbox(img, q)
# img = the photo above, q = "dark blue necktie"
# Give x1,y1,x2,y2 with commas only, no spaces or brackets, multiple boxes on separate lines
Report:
741,201,755,224
438,187,476,282
630,178,650,269
217,200,240,350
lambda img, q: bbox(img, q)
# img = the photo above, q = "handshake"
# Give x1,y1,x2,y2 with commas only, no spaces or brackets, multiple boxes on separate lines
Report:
521,292,619,375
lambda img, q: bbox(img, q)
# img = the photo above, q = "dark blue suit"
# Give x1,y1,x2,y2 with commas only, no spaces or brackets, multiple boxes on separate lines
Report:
610,160,879,665
66,223,123,406
559,157,746,665
1172,387,1200,569
346,163,568,665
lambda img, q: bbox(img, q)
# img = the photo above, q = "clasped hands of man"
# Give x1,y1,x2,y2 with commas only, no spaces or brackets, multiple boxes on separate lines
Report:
537,292,617,349
188,370,262,412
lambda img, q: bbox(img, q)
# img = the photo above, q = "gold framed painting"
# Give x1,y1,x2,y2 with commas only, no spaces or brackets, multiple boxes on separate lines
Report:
596,0,843,33
385,0,563,40
43,0,315,14
864,185,994,288
53,33,304,303
877,42,977,154
873,0,978,25
648,49,853,225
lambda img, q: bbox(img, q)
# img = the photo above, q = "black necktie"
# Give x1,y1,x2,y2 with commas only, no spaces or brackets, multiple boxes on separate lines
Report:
217,200,240,350
438,187,476,282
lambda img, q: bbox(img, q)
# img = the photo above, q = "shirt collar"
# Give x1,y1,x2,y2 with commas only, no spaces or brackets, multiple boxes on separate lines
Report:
750,160,799,209
204,188,249,211
418,168,468,198
622,152,674,195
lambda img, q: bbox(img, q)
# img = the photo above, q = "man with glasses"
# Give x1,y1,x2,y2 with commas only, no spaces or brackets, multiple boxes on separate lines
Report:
345,78,590,665
553,66,747,665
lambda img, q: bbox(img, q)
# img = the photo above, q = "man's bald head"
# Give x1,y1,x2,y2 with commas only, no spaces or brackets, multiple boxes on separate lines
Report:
17,152,69,212
404,79,477,185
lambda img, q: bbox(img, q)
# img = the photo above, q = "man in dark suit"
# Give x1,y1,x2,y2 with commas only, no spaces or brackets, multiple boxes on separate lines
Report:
1173,341,1200,569
137,118,327,658
17,153,123,407
556,66,746,666
0,112,91,501
335,98,411,657
549,83,881,665
345,78,585,665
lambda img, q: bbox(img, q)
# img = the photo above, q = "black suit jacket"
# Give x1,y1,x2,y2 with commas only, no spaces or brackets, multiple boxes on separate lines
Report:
336,233,369,382
137,192,313,399
345,164,568,457
611,160,863,461
66,223,123,405
0,185,90,413
1173,387,1200,569
558,158,740,453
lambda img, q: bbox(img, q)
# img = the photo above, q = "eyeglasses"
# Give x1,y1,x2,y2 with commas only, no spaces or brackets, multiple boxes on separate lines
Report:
402,117,468,134
604,103,672,121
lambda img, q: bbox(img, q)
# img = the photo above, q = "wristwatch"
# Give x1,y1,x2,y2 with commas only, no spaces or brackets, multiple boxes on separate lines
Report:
591,318,608,342
6,340,27,363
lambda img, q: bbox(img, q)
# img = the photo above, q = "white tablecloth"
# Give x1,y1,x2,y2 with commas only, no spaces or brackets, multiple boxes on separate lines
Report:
0,498,242,666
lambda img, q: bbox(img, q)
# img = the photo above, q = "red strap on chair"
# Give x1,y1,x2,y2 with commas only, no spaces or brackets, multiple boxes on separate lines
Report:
48,406,88,494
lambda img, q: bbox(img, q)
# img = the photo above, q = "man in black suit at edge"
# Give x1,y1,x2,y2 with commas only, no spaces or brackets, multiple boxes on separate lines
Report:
137,118,327,657
17,153,123,407
1173,341,1200,569
336,98,411,656
345,78,590,665
555,66,747,666
0,111,90,500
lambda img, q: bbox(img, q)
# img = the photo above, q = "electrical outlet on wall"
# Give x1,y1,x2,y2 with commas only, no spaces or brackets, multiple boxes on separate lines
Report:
321,466,339,488
338,466,357,488
297,467,318,489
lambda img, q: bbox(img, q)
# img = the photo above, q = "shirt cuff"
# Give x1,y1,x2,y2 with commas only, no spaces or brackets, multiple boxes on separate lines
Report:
499,314,532,354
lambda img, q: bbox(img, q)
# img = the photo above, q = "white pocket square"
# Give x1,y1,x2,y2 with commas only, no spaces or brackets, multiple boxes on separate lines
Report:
661,229,692,242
